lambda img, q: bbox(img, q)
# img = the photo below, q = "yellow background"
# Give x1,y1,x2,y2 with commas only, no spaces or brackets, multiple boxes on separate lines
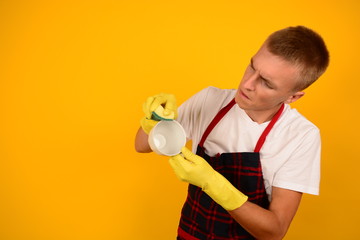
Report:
0,0,359,239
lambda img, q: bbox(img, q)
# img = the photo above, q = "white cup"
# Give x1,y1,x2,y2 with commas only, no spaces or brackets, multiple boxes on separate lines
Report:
148,120,186,156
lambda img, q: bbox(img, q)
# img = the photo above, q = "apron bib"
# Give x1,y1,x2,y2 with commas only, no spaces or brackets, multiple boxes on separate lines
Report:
177,98,284,240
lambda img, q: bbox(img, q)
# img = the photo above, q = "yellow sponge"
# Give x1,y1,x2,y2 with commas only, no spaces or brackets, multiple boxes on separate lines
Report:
152,105,174,121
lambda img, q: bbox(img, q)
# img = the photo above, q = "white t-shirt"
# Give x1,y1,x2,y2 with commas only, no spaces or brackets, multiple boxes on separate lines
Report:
177,86,321,200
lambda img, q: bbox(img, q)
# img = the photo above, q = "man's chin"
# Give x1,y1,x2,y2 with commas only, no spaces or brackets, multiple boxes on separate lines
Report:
234,97,249,110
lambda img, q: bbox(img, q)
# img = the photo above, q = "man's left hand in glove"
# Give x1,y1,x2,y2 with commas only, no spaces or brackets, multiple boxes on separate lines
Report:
169,146,248,211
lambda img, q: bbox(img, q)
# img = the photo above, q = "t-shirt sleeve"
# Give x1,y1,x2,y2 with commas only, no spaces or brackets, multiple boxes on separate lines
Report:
177,87,214,141
272,127,321,195
177,86,233,154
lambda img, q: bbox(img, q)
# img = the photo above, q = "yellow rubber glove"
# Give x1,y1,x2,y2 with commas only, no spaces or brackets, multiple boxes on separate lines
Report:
140,93,178,134
169,147,248,211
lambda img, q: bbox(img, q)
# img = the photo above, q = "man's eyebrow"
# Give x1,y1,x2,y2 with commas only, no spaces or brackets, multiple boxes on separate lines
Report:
250,58,272,82
250,58,254,68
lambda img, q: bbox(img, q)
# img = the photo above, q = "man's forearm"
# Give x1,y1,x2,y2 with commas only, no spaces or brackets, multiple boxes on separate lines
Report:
228,201,284,240
135,127,152,153
228,188,302,240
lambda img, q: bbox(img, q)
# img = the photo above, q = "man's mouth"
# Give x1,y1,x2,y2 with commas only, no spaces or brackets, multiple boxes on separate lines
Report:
239,90,250,100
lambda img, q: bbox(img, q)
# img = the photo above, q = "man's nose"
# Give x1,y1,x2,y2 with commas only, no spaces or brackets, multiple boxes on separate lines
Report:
243,72,258,91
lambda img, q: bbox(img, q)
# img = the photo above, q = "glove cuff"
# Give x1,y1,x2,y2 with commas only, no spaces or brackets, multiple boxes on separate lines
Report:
204,172,248,211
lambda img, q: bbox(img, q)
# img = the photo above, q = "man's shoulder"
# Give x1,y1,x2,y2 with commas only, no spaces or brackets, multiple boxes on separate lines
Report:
181,86,236,115
203,86,236,95
281,105,320,134
197,86,236,103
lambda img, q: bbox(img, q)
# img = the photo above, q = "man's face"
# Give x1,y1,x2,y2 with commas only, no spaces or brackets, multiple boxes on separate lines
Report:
235,44,303,120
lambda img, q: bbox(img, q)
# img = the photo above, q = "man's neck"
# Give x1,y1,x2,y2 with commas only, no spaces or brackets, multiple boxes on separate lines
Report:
245,106,282,124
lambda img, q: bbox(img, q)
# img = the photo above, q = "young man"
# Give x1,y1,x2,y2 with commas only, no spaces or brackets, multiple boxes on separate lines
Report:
135,26,329,240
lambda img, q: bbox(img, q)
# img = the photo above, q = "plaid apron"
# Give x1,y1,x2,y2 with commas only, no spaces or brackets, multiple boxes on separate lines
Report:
177,98,284,240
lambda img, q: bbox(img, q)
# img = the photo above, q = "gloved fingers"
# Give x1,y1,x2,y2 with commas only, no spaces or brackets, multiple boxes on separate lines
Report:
151,93,177,117
162,94,177,117
181,147,201,164
170,153,193,167
143,94,166,117
150,94,168,110
169,155,188,181
143,96,156,119
143,93,177,119
169,153,196,175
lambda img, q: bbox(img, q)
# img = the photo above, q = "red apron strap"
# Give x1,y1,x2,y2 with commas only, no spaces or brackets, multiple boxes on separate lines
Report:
198,98,236,147
254,104,284,153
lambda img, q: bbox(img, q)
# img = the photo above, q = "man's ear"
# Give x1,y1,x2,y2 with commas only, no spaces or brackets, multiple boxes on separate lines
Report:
285,91,305,104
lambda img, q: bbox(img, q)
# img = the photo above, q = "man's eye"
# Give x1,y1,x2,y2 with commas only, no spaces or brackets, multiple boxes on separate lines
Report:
262,79,273,89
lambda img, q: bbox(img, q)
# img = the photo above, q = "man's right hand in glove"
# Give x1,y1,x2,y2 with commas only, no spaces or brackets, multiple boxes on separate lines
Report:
135,93,178,152
140,93,178,134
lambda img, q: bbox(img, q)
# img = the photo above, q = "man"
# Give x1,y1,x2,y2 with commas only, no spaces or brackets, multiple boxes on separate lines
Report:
135,26,329,240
